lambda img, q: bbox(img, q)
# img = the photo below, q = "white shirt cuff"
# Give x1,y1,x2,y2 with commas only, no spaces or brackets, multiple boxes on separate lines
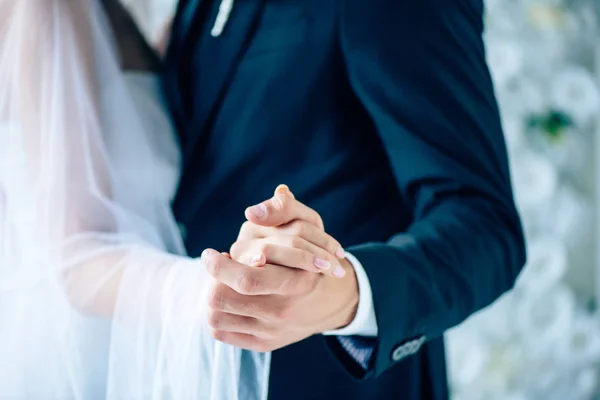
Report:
322,251,379,337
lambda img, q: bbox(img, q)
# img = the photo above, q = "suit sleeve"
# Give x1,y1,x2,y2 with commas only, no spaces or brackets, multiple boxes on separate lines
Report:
337,0,527,377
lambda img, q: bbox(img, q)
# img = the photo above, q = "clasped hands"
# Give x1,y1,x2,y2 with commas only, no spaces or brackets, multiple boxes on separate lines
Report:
201,185,359,352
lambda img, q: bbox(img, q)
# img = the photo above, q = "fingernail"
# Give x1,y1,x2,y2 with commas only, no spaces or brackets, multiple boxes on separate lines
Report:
275,184,294,199
275,184,290,193
201,249,211,264
313,257,331,270
333,264,346,278
249,254,262,264
249,203,267,220
335,247,345,258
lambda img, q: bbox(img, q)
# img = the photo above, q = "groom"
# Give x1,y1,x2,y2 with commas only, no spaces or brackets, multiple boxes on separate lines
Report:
162,0,527,399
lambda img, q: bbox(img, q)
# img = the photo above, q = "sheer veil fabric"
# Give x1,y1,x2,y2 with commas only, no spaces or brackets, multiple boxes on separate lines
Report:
0,0,270,398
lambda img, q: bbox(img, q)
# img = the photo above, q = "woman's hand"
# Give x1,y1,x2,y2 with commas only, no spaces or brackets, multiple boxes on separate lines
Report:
230,185,347,278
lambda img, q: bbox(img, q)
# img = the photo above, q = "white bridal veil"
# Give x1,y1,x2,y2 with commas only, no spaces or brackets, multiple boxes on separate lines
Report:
0,0,269,398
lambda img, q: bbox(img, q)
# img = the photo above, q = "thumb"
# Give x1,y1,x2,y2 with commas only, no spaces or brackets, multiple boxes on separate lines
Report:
274,184,295,199
244,185,324,229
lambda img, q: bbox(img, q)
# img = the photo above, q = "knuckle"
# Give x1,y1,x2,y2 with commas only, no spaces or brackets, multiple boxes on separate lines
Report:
239,299,259,315
274,305,292,323
287,235,302,249
211,328,226,342
205,255,220,278
207,309,222,330
237,272,260,295
315,216,325,230
326,237,339,253
258,242,272,258
207,285,225,310
229,241,243,260
289,220,305,236
239,221,253,236
253,340,271,353
214,256,227,275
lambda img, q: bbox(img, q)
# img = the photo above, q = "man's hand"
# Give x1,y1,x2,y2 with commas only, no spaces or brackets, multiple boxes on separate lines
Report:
203,185,360,352
202,249,358,352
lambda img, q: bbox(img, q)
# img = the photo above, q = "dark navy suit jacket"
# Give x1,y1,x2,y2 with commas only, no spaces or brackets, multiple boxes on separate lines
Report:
162,0,527,398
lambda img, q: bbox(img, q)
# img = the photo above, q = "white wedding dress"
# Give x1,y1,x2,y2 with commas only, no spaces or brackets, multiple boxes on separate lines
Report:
0,1,270,399
102,72,184,255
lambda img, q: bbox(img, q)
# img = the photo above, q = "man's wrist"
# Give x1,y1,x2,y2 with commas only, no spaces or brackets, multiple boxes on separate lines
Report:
316,257,359,333
332,257,359,330
323,252,379,337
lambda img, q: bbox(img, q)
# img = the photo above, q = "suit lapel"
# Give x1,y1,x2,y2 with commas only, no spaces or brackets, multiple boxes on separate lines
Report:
162,0,201,136
184,0,266,158
178,0,204,41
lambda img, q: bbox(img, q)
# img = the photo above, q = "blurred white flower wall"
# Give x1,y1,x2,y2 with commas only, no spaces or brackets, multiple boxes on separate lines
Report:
446,1,600,399
128,0,600,398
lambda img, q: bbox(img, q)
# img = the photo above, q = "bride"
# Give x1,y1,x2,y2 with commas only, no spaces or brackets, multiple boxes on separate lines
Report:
0,0,340,398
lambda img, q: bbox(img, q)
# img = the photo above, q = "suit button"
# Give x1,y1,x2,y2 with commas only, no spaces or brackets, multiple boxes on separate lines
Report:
409,336,426,354
391,344,409,362
391,336,426,362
